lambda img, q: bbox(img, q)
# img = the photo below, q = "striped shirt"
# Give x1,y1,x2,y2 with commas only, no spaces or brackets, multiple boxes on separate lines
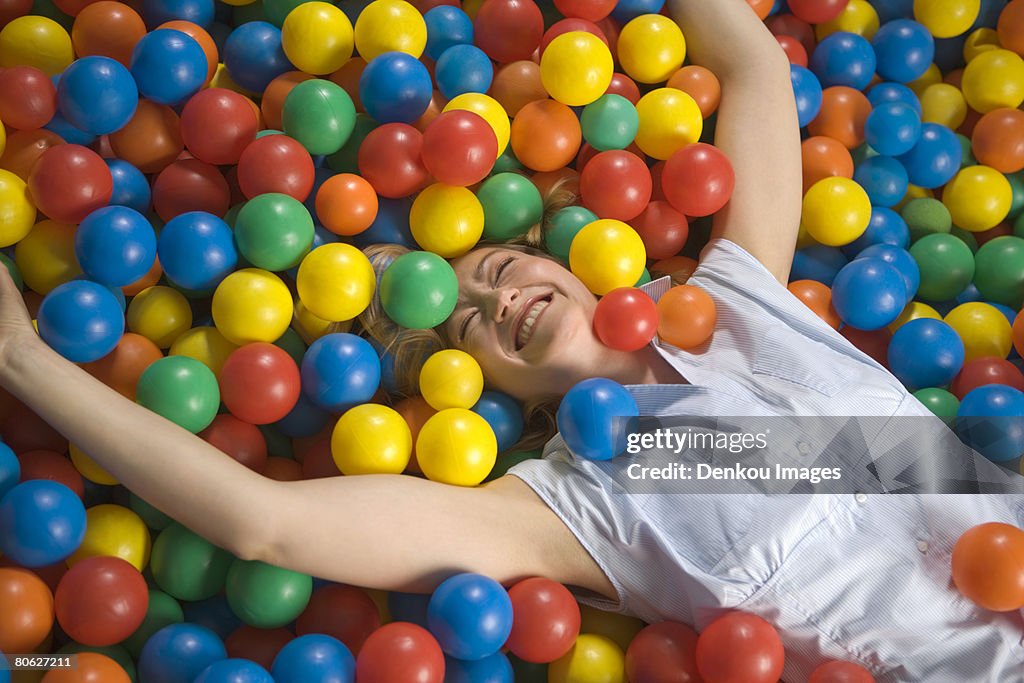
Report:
508,238,1024,682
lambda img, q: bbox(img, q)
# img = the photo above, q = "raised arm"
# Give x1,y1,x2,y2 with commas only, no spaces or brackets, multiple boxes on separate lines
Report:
669,0,803,284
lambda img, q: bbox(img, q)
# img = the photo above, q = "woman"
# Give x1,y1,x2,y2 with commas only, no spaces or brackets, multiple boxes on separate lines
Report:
1,1,1022,680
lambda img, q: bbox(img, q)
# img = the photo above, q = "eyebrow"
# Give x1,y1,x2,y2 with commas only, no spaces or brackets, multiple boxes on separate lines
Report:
475,251,500,282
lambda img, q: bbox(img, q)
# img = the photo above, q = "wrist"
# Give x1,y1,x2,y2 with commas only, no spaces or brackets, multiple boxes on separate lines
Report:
0,330,46,388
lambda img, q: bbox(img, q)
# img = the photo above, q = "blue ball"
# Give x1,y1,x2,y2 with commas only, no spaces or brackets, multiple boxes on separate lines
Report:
872,0,914,23
130,29,208,105
424,5,474,60
274,393,330,439
556,378,639,460
57,56,138,135
360,52,433,124
896,122,961,189
887,318,964,390
867,82,922,116
301,333,381,411
107,159,152,213
933,34,968,73
158,211,239,290
388,591,432,629
368,339,398,393
271,634,355,683
444,653,514,683
610,0,664,23
139,624,228,683
427,573,513,661
956,385,1024,463
842,207,911,258
871,19,935,83
0,442,18,501
436,44,493,99
194,659,274,683
0,653,9,683
831,258,909,330
74,275,128,312
974,0,1007,29
471,391,524,453
864,102,922,156
37,280,125,363
789,64,823,128
790,245,849,286
352,197,416,249
955,281,985,305
75,206,157,287
182,595,243,640
142,0,214,28
853,155,910,208
809,31,877,90
223,21,293,94
44,110,98,146
0,480,86,567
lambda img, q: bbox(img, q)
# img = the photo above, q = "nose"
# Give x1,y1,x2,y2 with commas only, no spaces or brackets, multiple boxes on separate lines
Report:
489,287,520,323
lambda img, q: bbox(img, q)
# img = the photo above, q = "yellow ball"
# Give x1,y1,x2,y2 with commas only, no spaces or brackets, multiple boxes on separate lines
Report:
800,177,871,247
962,27,1000,62
617,14,686,85
569,219,646,296
0,168,35,248
962,48,1024,113
942,165,1012,232
416,408,497,486
549,634,626,683
889,301,942,332
540,32,614,106
296,243,376,322
14,220,81,295
443,93,509,157
127,285,193,349
67,504,152,571
419,349,484,410
920,83,967,129
282,2,354,75
209,63,257,97
212,268,293,346
634,87,702,160
815,0,880,40
0,118,5,157
0,16,74,76
354,0,427,61
69,443,119,486
908,62,942,97
169,326,239,377
914,0,980,38
578,606,645,652
410,184,484,258
294,299,336,342
944,302,1012,362
331,403,413,475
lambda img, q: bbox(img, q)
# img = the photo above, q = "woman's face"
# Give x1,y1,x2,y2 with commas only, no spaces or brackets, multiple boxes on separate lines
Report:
444,246,609,401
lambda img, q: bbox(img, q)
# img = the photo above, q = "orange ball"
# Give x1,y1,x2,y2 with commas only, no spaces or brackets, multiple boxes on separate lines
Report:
787,280,841,329
393,395,436,475
971,107,1024,173
263,456,303,481
807,86,872,149
997,0,1024,57
511,98,582,172
531,166,579,197
951,522,1024,612
656,284,716,348
328,57,368,112
800,135,855,193
41,653,132,683
80,332,164,400
122,254,163,297
262,71,315,130
651,255,697,281
0,128,65,181
108,100,184,174
1012,307,1024,357
71,1,146,66
315,173,379,236
0,567,54,654
159,20,218,85
746,0,773,20
666,65,721,118
491,60,547,117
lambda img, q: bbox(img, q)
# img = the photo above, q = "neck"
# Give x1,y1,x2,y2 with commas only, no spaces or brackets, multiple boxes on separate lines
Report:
606,346,687,387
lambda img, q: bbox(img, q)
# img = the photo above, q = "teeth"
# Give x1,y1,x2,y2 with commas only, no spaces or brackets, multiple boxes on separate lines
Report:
517,300,548,349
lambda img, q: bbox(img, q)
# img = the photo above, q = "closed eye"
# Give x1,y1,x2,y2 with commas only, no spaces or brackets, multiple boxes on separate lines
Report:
494,256,514,286
458,310,477,343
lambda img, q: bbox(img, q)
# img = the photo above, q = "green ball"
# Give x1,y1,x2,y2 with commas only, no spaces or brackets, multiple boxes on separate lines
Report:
150,522,235,601
379,251,459,329
478,173,543,241
956,133,977,167
224,202,246,228
256,129,283,138
234,193,314,272
274,327,307,366
282,79,357,156
485,449,542,482
490,146,523,175
1015,209,1024,239
129,493,173,531
546,206,598,262
225,559,313,628
850,143,878,167
120,589,185,659
58,643,137,681
259,424,294,458
0,252,23,291
326,114,378,174
581,94,639,152
1007,171,1024,220
262,0,303,26
909,233,976,302
902,198,952,242
913,387,959,424
973,236,1024,309
31,0,72,30
136,356,220,433
951,226,979,253
635,267,652,286
233,0,266,24
509,654,548,683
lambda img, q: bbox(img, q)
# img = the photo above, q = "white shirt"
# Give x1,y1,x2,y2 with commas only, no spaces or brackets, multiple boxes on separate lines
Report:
508,238,1024,682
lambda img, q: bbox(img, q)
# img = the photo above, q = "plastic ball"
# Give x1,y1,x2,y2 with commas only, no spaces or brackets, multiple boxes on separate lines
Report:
831,258,908,330
330,403,412,474
856,243,919,300
415,408,496,485
580,150,651,221
942,165,1012,232
790,64,824,128
135,356,220,432
914,0,980,37
294,244,373,322
222,21,291,93
469,391,523,453
472,0,543,64
865,102,922,156
237,134,315,201
74,206,156,288
180,88,258,166
272,634,355,683
423,5,473,60
556,378,638,461
296,583,380,657
313,174,377,237
354,0,426,61
360,51,432,124
139,623,227,683
0,481,85,567
537,31,611,107
0,443,18,501
379,250,458,328
956,384,1024,462
625,622,700,683
971,108,1024,174
0,566,54,654
234,193,314,271
477,172,543,242
421,110,497,186
126,285,192,348
356,123,429,198
436,43,493,98
615,14,684,85
158,211,238,291
225,559,312,629
944,301,1013,361
580,94,639,152
628,200,688,261
568,218,645,296
193,659,274,683
217,343,300,425
356,622,444,683
129,29,207,106
151,158,230,221
998,0,1024,54
281,2,353,75
27,144,112,224
909,232,975,300
57,56,138,136
871,19,935,83
549,634,625,683
282,79,356,156
419,349,484,410
951,522,1024,612
656,283,716,348
810,31,877,90
887,318,965,390
0,169,36,248
593,287,658,352
634,87,702,160
504,577,579,664
0,66,57,130
426,573,512,662
801,176,872,246
37,280,124,363
661,142,735,218
509,98,581,172
301,333,380,411
212,269,294,345
409,183,485,257
0,16,74,75
106,158,151,214
108,99,184,174
150,522,232,600
853,155,910,208
443,92,510,158
54,556,147,647
914,386,960,421
950,356,1024,400
807,85,872,149
961,48,1024,113
868,81,923,114
695,612,783,683
974,236,1024,308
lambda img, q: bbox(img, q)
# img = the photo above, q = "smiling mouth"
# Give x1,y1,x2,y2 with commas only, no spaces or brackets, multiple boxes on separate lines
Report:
514,294,553,351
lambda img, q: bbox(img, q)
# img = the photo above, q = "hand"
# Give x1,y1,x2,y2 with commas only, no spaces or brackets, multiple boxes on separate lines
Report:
0,263,39,370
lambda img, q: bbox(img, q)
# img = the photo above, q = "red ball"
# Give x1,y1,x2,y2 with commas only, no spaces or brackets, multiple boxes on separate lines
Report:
950,357,1024,399
0,402,68,454
225,626,294,671
27,144,113,224
152,158,231,222
237,134,315,201
767,13,817,57
301,438,342,479
662,143,735,218
473,0,544,64
539,18,608,55
605,72,641,104
840,325,891,368
695,612,785,683
356,622,445,683
219,343,302,425
505,577,580,663
54,556,149,647
297,584,382,655
808,660,876,683
18,450,85,499
0,66,57,130
358,123,430,198
594,287,659,352
628,200,689,260
553,0,615,22
180,88,259,166
199,414,269,473
776,34,809,67
579,150,652,221
421,110,498,187
0,0,33,28
788,0,849,25
625,621,701,683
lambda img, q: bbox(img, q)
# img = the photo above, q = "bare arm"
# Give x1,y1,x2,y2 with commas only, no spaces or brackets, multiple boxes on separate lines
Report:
669,0,803,284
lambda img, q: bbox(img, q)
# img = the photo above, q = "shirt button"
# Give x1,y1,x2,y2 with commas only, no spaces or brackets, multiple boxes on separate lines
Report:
855,492,868,504
916,540,929,553
797,441,810,455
